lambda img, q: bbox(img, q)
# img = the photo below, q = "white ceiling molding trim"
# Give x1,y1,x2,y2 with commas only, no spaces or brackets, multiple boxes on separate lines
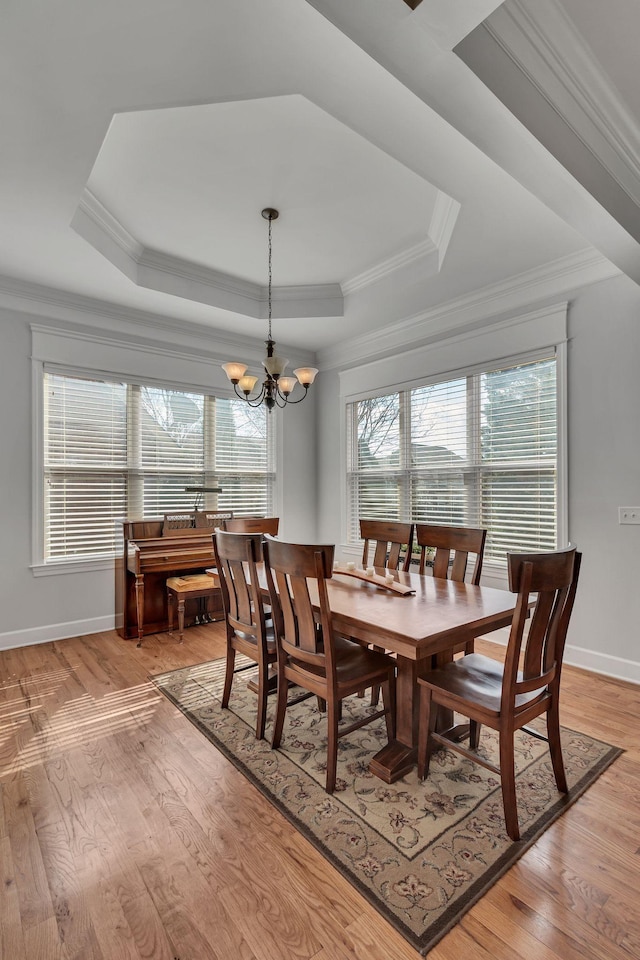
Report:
342,190,460,294
319,247,618,370
0,274,318,366
341,237,438,296
338,302,568,402
70,190,141,282
72,189,344,320
30,322,249,398
485,0,640,208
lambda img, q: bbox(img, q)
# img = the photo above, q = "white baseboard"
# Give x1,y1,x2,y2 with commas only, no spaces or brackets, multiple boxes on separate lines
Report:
2,618,639,687
482,631,640,685
563,643,640,685
0,616,115,651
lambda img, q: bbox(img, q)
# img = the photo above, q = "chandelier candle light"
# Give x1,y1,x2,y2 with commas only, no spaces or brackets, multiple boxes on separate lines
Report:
222,208,318,411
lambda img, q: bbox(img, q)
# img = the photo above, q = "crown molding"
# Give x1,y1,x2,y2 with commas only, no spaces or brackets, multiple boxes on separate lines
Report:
0,273,316,363
74,189,142,261
71,189,344,319
485,0,640,208
29,319,271,369
318,247,620,369
341,237,438,296
341,189,460,295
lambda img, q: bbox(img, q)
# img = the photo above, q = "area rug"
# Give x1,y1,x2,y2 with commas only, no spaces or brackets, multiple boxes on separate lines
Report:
151,658,622,955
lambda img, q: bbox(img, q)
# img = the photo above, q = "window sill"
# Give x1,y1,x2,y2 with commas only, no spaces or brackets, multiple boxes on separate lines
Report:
31,556,116,577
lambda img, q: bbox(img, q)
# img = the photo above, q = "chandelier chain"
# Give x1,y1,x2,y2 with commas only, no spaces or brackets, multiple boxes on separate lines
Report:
267,213,273,340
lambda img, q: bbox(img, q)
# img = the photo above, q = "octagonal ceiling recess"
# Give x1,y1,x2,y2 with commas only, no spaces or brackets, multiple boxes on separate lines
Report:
71,94,460,321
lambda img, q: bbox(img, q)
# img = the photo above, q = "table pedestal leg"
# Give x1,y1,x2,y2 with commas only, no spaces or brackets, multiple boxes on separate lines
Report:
368,656,419,783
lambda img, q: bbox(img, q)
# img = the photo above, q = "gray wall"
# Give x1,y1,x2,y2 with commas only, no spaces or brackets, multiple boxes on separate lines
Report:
315,273,640,682
0,306,317,647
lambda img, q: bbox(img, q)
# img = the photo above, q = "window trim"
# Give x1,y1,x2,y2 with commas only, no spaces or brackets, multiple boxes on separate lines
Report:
32,359,277,574
340,343,568,586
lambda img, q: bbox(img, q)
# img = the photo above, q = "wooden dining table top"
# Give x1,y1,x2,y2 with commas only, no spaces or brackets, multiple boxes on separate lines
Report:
305,566,517,663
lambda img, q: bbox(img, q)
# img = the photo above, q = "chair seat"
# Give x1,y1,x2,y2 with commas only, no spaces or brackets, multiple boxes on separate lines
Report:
288,635,393,687
419,652,547,716
232,627,277,657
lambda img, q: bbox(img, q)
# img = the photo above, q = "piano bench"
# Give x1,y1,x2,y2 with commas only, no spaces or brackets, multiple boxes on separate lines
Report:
166,574,219,642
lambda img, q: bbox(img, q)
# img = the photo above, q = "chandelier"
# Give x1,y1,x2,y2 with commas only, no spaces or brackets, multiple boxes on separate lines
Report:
221,208,318,411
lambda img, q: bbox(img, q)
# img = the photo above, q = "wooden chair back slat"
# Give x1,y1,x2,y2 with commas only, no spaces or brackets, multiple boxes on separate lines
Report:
415,523,486,583
360,520,414,572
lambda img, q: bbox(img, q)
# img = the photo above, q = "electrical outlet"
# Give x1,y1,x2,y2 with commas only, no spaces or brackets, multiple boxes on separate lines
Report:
619,507,640,524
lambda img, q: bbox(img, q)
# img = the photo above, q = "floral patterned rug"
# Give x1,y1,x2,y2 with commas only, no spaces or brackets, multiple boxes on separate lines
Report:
151,658,622,955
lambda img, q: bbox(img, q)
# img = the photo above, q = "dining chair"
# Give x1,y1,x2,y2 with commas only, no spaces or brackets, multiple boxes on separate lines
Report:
358,520,414,705
415,522,486,581
417,545,581,841
416,523,487,656
213,529,277,740
360,519,414,572
263,535,396,794
223,516,280,536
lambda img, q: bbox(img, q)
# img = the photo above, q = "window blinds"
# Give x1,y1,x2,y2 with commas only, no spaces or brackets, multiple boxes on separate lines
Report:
43,372,274,561
346,356,557,566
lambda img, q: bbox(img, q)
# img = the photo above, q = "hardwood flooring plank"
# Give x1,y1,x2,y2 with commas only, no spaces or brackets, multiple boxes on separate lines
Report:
0,833,28,960
3,774,56,931
1,629,639,960
22,915,70,960
483,881,606,960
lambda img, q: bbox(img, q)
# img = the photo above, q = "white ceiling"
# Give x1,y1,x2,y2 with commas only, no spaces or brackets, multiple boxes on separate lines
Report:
1,0,638,355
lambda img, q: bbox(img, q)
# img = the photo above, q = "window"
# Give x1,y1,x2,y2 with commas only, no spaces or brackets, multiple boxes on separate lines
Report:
346,355,558,566
43,371,274,562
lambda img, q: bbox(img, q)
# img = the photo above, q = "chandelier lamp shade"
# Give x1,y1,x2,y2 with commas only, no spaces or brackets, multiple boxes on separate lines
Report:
221,208,318,411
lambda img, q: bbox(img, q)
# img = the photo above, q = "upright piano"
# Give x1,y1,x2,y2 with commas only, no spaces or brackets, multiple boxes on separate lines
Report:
115,512,230,642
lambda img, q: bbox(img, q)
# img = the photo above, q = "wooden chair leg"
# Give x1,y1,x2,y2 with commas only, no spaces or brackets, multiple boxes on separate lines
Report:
221,646,235,709
499,729,520,841
547,697,568,793
469,719,481,749
325,700,340,794
271,664,288,749
256,660,268,741
417,685,434,780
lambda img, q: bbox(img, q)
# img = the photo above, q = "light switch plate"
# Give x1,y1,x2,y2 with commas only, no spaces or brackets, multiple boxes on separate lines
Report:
619,507,640,524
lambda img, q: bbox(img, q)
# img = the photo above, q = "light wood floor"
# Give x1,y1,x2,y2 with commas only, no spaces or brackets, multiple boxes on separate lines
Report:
1,626,638,960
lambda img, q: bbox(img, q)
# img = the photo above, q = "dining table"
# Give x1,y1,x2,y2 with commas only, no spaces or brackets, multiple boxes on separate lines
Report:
306,565,518,784
234,560,518,784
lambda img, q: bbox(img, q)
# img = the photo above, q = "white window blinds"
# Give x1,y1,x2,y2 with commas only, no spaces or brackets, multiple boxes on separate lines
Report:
43,372,274,562
346,355,557,566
